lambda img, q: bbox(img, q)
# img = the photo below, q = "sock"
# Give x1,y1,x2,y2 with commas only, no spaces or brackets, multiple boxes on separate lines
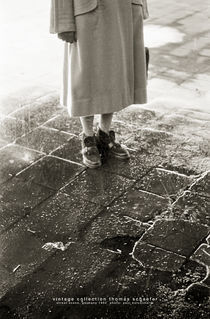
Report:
80,116,94,136
99,113,113,134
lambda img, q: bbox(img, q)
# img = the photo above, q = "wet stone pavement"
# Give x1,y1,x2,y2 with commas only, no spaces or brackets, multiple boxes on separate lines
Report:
0,0,210,318
0,102,209,318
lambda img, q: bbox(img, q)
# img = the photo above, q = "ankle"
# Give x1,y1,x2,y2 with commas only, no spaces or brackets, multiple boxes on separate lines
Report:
82,131,94,137
98,126,109,135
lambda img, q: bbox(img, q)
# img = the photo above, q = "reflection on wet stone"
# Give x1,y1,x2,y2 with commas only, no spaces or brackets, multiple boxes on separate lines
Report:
17,156,85,190
62,169,134,206
0,144,42,184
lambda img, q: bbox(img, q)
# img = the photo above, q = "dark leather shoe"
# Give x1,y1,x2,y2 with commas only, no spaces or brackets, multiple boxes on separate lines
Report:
81,134,102,168
96,128,130,160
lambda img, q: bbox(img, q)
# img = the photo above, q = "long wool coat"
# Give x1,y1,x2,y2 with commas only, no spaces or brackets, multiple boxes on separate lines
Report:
50,0,149,117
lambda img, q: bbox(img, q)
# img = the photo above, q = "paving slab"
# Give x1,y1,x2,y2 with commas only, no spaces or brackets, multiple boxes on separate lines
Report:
189,171,210,198
0,116,28,143
44,109,82,135
172,191,210,226
191,244,210,268
0,264,14,300
82,212,147,245
0,88,58,117
0,177,55,233
0,224,52,301
0,144,43,184
139,219,209,257
51,135,83,165
135,168,192,198
114,108,157,128
0,140,7,149
133,242,186,272
62,169,135,206
16,126,73,154
0,243,115,318
0,223,52,274
102,187,169,223
125,128,172,153
102,152,163,180
177,13,209,35
20,192,103,242
16,155,85,191
11,97,60,132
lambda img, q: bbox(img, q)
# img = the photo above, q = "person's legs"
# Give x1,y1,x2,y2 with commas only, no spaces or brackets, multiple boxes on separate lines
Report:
99,113,113,134
80,115,94,136
80,115,101,168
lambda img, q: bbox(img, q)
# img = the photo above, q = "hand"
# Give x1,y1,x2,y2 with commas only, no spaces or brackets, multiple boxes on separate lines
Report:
58,31,77,43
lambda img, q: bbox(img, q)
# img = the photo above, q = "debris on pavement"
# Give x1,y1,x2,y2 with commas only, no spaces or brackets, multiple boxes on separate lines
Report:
13,265,21,273
42,241,74,252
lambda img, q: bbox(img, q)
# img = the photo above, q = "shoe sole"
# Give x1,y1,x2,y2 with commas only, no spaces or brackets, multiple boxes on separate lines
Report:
110,153,130,160
83,156,102,169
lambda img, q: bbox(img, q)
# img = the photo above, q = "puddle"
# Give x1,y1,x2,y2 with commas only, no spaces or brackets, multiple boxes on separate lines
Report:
144,25,185,48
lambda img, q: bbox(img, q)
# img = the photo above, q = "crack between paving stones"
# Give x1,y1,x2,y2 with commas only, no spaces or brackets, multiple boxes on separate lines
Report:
188,170,210,188
134,188,167,200
188,235,210,262
15,156,48,177
14,124,73,146
77,206,113,241
41,114,60,127
132,240,187,264
140,233,210,264
77,179,145,239
49,154,86,168
15,155,86,192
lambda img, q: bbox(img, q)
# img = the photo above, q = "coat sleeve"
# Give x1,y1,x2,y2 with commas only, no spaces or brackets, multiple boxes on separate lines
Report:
142,0,149,20
50,0,76,34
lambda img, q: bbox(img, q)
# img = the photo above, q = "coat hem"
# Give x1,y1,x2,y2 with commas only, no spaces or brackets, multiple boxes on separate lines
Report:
64,87,147,117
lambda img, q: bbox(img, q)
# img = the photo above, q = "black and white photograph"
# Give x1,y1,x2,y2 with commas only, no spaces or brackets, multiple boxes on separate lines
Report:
0,0,210,318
